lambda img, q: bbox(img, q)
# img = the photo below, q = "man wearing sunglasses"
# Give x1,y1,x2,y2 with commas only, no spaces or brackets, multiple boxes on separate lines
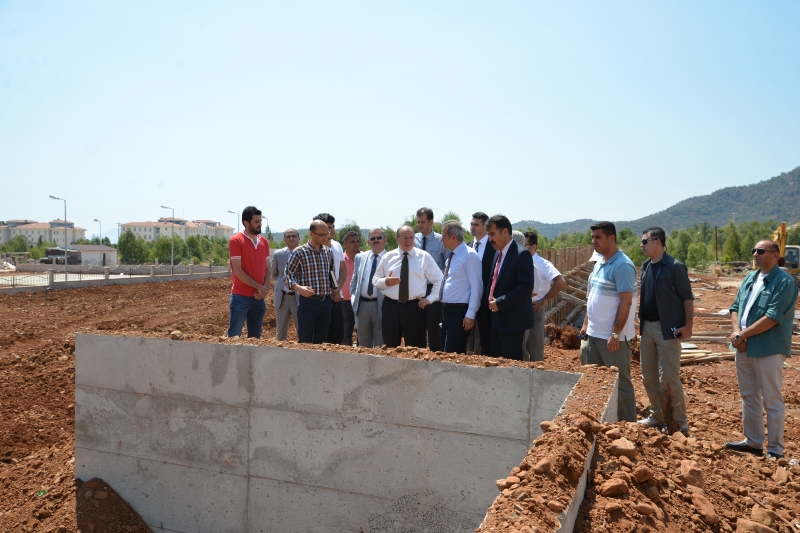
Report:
637,227,694,435
350,228,388,347
726,239,798,459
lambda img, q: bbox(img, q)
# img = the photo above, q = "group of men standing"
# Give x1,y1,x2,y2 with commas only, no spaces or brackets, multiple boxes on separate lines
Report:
228,206,798,458
228,206,564,362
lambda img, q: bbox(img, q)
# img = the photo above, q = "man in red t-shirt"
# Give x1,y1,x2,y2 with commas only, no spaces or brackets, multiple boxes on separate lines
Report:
227,206,271,338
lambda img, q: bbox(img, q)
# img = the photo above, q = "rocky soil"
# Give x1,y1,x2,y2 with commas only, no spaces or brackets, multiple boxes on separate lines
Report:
1,275,800,532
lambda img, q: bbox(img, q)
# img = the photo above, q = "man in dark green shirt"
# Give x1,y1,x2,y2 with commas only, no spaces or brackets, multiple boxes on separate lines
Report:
725,239,798,459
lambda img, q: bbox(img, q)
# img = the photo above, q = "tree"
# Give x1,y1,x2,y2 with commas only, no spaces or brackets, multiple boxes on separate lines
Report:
151,235,188,264
686,243,708,268
2,235,29,253
117,230,149,264
722,221,743,263
336,220,364,249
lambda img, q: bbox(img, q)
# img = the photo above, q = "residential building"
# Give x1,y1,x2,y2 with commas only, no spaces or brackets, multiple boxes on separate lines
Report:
120,218,235,241
0,219,87,246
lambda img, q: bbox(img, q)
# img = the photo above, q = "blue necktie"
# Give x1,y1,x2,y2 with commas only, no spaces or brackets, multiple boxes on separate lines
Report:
422,235,427,251
367,254,378,296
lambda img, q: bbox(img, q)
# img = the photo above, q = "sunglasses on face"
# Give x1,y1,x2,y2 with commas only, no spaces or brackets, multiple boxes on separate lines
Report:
751,248,777,255
369,237,384,242
640,238,658,245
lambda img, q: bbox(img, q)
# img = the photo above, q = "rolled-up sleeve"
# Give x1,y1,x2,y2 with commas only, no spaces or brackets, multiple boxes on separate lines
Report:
764,277,797,324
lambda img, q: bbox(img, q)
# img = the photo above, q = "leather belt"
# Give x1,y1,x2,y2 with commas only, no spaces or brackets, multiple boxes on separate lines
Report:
360,297,378,302
443,302,469,307
392,298,420,305
283,290,296,295
302,295,327,301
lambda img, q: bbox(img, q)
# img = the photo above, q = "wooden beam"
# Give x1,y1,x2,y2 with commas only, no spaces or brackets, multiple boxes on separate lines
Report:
558,291,586,306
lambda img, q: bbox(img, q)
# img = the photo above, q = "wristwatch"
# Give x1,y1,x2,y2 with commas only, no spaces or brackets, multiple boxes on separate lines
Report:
610,333,620,340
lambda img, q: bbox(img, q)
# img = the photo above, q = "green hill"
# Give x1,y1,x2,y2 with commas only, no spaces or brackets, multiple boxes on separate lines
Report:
515,166,800,237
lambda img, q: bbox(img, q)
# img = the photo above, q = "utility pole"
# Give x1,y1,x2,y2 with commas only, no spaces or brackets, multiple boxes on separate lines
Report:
161,205,175,274
94,219,102,245
714,226,719,263
49,195,67,279
117,222,121,243
228,210,240,234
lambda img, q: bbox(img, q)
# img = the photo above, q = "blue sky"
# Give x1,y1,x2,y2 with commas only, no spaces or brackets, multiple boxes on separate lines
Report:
1,1,798,241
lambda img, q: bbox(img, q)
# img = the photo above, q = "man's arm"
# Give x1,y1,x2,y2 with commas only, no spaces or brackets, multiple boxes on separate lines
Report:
464,252,483,327
673,299,694,339
270,250,281,280
607,291,633,351
284,248,315,297
349,255,360,303
420,253,444,308
494,251,534,311
533,275,566,312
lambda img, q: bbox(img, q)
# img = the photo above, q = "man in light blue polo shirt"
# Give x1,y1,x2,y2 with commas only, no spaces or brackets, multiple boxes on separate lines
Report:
579,221,638,422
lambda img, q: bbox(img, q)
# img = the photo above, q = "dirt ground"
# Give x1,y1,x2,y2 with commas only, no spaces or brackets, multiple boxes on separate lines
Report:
1,275,800,532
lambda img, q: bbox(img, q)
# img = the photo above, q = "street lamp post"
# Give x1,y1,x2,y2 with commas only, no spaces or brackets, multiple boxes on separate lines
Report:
116,222,121,243
227,210,240,234
94,219,102,246
161,205,175,274
49,195,67,279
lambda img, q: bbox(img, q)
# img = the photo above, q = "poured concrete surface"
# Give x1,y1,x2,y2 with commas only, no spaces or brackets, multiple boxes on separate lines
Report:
75,334,581,533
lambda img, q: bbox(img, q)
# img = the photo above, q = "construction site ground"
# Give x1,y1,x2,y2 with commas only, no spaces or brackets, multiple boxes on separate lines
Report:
1,275,800,532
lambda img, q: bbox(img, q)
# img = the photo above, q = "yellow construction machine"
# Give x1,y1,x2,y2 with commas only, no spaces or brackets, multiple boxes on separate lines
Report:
763,222,800,276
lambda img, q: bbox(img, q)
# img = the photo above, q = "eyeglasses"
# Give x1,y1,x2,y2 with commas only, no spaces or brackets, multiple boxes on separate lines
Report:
640,238,659,245
398,235,415,241
751,248,777,255
369,237,384,242
312,232,329,238
285,234,299,239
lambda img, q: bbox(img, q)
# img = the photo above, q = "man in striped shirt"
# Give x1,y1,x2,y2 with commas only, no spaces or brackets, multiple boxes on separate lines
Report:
284,219,336,344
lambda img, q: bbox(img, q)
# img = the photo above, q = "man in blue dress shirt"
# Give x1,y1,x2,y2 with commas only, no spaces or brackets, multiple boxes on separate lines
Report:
439,220,483,354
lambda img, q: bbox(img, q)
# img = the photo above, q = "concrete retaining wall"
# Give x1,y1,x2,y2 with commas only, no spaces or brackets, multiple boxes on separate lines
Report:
75,334,582,533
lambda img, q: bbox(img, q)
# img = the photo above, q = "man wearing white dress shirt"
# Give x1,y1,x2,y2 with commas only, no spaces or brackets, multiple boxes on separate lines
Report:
523,231,566,361
350,228,387,347
315,213,347,345
374,225,443,348
439,221,483,354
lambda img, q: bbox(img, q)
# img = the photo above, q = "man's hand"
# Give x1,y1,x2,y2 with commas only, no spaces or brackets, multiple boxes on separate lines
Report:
253,290,264,301
533,299,547,313
489,297,499,312
607,334,620,352
385,270,401,287
418,298,431,309
257,284,268,299
673,325,692,339
463,317,475,331
295,285,315,298
332,290,342,303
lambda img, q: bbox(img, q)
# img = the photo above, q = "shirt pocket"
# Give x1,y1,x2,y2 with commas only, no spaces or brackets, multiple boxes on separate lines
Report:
756,291,772,309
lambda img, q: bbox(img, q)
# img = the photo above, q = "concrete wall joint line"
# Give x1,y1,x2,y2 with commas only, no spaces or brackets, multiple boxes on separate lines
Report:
74,445,246,478
75,384,248,411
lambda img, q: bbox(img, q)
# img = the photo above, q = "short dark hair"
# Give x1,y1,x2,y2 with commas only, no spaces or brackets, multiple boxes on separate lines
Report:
242,206,261,223
416,207,434,221
642,226,666,246
590,221,616,238
314,213,335,225
524,231,538,246
472,212,488,224
343,230,360,242
487,215,512,234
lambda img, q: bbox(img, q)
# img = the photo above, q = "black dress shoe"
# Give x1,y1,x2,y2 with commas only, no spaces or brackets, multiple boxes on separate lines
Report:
767,452,784,460
725,439,763,456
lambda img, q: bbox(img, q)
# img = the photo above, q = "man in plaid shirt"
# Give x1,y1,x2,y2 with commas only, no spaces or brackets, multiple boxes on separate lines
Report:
284,219,336,344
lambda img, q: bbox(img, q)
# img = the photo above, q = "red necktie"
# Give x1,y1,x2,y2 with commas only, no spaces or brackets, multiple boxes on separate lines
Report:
488,251,502,302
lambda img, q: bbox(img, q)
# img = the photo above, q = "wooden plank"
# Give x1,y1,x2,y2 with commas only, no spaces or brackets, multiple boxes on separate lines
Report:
558,291,586,306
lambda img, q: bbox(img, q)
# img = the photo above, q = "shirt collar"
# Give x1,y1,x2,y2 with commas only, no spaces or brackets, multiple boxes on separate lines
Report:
500,239,513,257
601,250,624,265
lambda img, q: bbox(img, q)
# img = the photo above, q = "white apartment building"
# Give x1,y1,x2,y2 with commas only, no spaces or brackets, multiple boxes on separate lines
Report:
120,218,235,241
0,219,87,246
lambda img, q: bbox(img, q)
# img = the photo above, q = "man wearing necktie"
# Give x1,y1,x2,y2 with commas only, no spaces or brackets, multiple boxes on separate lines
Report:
470,211,496,355
350,228,388,348
486,215,534,360
374,225,443,348
439,220,483,354
414,207,447,352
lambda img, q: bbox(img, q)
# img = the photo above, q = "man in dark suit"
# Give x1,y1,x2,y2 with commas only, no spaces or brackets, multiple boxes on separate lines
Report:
486,215,534,360
471,212,496,355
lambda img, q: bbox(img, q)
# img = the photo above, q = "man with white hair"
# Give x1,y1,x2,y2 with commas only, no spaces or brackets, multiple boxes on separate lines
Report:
439,220,483,354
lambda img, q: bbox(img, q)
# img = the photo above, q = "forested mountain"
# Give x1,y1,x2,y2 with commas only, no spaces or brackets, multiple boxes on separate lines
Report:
515,166,800,237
